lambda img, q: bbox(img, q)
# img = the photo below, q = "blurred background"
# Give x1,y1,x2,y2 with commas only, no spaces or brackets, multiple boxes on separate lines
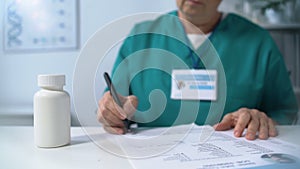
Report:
0,0,299,126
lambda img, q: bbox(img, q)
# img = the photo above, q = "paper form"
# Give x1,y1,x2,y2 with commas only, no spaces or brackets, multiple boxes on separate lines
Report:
89,124,300,169
90,124,201,158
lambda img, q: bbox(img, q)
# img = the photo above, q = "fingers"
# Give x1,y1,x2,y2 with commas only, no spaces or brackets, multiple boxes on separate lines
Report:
213,113,235,131
97,93,125,134
123,95,138,120
97,107,125,128
97,91,125,133
268,118,278,137
233,108,251,138
245,109,265,140
103,126,126,135
245,110,277,140
99,92,126,120
215,108,277,140
97,91,138,134
258,112,269,140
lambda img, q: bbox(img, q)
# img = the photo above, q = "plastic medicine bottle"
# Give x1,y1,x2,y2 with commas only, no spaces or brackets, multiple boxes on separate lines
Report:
34,74,70,148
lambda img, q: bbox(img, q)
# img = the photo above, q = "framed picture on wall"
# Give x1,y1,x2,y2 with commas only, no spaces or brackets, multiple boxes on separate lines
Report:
3,0,79,53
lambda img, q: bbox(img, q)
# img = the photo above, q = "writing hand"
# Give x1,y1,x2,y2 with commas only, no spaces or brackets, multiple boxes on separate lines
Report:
213,108,277,140
97,91,138,134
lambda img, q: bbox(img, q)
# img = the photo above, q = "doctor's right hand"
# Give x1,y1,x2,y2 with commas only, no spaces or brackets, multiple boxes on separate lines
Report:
97,91,138,134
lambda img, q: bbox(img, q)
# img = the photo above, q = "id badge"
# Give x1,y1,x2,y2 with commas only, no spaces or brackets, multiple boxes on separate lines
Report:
171,69,217,100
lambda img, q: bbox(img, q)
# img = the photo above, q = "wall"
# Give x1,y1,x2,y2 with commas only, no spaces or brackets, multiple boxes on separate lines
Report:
0,0,177,125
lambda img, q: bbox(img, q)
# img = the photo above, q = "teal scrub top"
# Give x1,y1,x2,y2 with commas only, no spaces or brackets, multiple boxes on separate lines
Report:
110,11,298,126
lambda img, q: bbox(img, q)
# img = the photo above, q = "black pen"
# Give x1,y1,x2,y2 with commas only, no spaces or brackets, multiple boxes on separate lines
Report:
103,72,130,132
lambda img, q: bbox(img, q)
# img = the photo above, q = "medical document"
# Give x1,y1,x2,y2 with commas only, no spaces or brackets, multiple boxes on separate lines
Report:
92,124,300,169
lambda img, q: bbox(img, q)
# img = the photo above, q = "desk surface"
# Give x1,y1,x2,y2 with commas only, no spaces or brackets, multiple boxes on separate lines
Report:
1,125,300,169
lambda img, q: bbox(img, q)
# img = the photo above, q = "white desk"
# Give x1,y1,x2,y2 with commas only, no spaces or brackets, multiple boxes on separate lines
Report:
1,126,300,169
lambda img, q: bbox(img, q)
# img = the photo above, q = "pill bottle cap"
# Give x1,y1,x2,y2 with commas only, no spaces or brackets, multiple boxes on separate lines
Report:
38,74,66,88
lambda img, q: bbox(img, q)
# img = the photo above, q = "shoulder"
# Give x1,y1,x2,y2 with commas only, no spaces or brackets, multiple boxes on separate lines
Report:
222,13,270,37
219,13,275,45
224,13,264,30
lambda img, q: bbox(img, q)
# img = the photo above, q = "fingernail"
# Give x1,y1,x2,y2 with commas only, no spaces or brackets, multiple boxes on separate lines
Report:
259,134,267,140
247,133,254,139
213,124,218,129
234,131,240,137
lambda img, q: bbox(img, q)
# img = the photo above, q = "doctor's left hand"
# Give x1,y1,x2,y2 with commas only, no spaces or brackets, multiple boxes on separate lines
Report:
213,108,277,140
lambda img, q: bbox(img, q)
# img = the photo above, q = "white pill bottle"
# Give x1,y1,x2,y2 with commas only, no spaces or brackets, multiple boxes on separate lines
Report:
34,74,70,148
